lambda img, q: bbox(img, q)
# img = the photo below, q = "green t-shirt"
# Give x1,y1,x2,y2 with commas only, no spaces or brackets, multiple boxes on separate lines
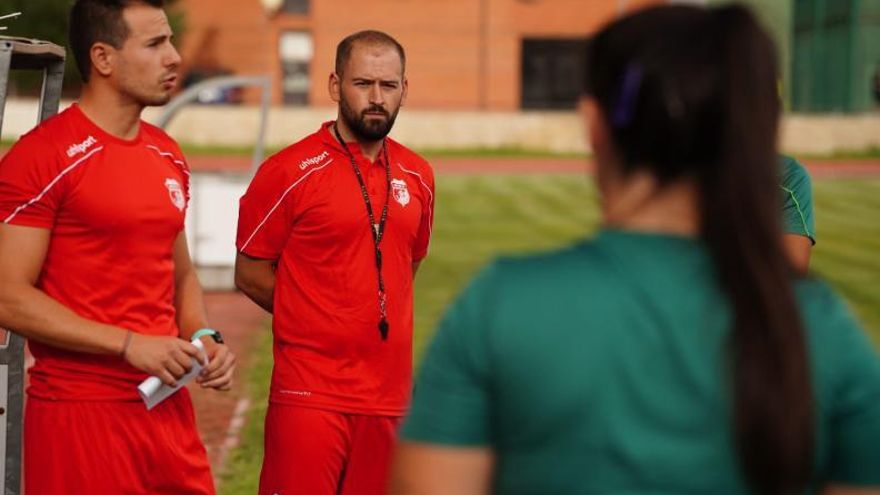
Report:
403,230,880,494
781,155,816,244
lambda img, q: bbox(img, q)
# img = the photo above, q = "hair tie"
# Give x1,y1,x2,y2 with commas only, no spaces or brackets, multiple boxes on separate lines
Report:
612,63,643,128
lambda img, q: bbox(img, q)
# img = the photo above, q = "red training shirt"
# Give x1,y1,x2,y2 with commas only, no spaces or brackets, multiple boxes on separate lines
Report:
237,122,435,416
0,104,190,401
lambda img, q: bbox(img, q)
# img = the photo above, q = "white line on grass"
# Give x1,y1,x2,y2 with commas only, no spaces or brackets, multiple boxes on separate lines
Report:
214,397,251,483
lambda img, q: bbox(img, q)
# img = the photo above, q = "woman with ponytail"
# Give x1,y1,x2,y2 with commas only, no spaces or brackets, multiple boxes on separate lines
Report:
391,4,880,495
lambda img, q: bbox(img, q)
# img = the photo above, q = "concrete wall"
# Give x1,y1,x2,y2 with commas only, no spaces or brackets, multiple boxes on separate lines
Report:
2,99,878,155
185,173,250,290
781,114,880,155
155,105,590,154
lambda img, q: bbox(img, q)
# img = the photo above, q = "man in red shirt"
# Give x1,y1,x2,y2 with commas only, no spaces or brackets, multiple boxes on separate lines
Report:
236,30,434,495
0,1,236,493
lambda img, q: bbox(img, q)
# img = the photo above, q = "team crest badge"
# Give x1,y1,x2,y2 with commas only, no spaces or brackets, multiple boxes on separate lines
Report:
164,178,186,211
391,179,410,207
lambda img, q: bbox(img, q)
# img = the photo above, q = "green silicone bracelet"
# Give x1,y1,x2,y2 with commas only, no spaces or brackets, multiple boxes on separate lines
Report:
190,328,218,342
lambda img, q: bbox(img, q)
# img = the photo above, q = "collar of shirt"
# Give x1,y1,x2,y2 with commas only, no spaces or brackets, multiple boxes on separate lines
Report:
318,121,392,170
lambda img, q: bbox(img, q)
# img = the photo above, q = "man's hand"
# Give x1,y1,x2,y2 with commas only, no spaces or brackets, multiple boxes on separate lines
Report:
196,339,237,391
123,333,205,387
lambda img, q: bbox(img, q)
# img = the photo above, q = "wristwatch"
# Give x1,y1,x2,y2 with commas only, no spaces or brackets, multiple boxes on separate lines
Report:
191,328,224,344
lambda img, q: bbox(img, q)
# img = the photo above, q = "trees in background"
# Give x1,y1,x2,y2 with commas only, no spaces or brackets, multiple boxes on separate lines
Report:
0,0,184,96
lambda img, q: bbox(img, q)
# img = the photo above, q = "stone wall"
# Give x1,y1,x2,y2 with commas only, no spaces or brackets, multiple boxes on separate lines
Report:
2,99,878,155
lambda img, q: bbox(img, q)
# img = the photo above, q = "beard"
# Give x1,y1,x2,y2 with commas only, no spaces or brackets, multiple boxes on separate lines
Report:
339,96,400,141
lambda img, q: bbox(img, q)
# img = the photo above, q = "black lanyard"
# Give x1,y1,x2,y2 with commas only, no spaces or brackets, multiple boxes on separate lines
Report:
333,122,391,340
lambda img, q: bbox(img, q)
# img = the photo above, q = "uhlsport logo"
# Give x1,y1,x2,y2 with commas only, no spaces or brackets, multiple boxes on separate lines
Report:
66,135,97,158
164,178,186,211
299,151,330,170
391,178,410,207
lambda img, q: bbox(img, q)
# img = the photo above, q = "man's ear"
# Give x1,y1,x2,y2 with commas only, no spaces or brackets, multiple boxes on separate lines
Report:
90,42,116,78
400,76,408,107
329,72,341,103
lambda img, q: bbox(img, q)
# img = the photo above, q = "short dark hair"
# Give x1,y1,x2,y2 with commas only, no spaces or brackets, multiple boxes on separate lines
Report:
69,0,165,83
335,30,406,78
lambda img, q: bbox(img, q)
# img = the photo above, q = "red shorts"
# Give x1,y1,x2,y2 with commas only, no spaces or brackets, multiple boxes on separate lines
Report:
259,404,401,495
25,388,214,495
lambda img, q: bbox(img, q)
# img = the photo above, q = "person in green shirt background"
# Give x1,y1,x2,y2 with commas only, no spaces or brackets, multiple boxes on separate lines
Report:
391,4,880,495
781,154,815,272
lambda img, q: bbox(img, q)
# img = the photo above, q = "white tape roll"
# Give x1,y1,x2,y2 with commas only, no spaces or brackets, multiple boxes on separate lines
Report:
137,338,207,410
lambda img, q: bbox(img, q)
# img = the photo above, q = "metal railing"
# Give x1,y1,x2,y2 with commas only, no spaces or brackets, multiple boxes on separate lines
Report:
155,75,272,174
0,35,66,495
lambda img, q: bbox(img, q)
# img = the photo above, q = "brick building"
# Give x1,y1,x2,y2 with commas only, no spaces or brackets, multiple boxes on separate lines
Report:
176,0,660,110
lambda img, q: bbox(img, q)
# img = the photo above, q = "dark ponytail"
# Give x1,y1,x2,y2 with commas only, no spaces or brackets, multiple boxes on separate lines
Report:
704,7,813,494
585,5,813,494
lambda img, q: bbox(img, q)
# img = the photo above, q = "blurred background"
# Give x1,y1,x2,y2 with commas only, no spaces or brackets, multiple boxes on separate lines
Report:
0,1,878,493
2,0,879,152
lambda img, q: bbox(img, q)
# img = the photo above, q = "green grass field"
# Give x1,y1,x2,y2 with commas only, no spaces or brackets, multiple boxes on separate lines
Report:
219,174,880,494
9,137,875,161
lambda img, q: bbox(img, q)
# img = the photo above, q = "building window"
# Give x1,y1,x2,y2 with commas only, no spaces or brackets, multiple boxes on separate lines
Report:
281,0,309,14
521,38,586,110
279,31,313,105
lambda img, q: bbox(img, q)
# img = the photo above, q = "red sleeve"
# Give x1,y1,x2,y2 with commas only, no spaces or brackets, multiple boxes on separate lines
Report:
167,141,191,210
164,139,190,204
412,161,435,262
145,129,191,210
236,156,299,260
0,133,65,229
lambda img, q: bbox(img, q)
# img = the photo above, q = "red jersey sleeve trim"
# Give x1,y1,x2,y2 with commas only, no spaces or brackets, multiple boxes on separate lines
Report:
239,158,336,252
3,146,105,224
145,144,190,177
396,161,434,241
